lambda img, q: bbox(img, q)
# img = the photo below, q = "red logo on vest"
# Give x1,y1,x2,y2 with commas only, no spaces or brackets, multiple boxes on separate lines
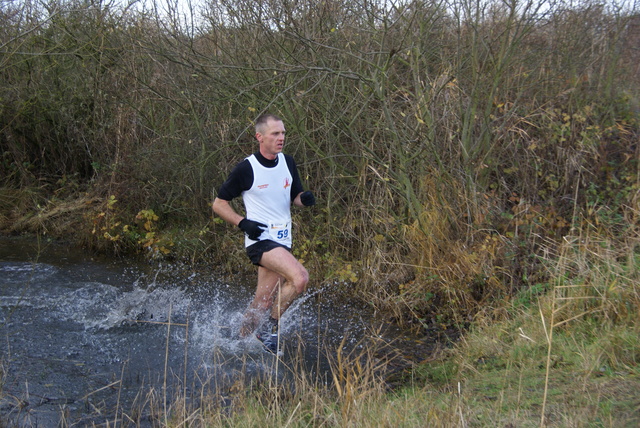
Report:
283,178,291,189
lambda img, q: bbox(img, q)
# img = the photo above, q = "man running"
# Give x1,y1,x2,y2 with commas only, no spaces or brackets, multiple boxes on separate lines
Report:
212,113,316,353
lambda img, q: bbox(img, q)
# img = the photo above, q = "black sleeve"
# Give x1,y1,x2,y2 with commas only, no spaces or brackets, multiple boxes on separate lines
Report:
217,159,253,201
285,154,304,199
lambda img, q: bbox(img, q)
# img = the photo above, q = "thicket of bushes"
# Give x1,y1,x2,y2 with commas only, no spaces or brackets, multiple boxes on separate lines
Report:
1,0,638,327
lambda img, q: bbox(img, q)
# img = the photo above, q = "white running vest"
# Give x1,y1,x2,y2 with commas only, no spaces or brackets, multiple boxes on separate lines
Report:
243,153,293,248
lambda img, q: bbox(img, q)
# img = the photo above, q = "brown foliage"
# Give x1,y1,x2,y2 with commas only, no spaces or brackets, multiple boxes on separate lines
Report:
0,0,638,325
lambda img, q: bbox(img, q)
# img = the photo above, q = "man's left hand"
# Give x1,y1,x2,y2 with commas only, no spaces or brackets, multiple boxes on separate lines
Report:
300,191,316,206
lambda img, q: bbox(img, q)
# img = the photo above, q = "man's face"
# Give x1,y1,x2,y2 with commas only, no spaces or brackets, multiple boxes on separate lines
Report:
257,119,285,160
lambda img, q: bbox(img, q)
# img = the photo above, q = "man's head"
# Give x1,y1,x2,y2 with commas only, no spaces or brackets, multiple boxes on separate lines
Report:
255,114,286,160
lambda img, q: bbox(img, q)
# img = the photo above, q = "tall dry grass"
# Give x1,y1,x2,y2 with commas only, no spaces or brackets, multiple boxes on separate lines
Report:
1,0,638,326
55,233,637,427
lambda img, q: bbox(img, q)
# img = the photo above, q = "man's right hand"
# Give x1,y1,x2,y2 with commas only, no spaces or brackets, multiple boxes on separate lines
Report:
238,218,267,240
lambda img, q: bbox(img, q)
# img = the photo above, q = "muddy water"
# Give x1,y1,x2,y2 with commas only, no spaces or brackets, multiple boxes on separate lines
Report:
0,237,427,427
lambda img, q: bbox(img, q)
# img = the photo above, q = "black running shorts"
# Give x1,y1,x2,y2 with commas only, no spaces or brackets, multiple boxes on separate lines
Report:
246,239,291,266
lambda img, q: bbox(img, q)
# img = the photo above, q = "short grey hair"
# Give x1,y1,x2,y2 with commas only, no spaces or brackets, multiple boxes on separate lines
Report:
255,113,283,134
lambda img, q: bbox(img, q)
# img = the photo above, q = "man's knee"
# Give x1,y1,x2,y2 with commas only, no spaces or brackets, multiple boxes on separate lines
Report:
292,267,309,294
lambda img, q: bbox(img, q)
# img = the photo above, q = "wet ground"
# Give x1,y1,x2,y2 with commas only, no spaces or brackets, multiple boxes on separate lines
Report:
0,236,446,426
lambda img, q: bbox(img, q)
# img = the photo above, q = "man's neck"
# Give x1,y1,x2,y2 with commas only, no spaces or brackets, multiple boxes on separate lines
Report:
254,151,279,167
259,146,279,160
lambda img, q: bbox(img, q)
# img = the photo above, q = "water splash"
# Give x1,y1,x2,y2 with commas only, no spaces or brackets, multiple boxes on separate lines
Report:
0,238,395,427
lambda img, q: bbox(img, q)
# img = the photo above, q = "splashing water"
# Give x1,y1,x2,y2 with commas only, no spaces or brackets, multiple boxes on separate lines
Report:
0,237,384,426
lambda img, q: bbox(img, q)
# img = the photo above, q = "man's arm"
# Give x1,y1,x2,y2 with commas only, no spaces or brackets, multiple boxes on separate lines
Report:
212,197,244,226
285,155,314,208
213,197,267,240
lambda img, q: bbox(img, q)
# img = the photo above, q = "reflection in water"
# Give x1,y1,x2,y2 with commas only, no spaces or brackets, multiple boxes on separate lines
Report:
0,237,391,426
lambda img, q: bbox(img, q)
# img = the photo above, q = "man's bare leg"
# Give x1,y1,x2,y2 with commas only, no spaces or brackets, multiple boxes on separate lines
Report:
259,247,309,320
239,268,282,337
239,246,308,337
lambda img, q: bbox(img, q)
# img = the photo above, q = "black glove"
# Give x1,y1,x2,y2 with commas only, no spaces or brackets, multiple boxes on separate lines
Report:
300,190,316,206
238,218,267,240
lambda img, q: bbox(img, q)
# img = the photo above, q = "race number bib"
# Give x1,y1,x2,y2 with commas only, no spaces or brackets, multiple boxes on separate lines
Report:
269,222,291,242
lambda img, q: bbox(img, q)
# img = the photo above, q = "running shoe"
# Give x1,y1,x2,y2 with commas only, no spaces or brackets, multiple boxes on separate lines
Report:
256,318,279,354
